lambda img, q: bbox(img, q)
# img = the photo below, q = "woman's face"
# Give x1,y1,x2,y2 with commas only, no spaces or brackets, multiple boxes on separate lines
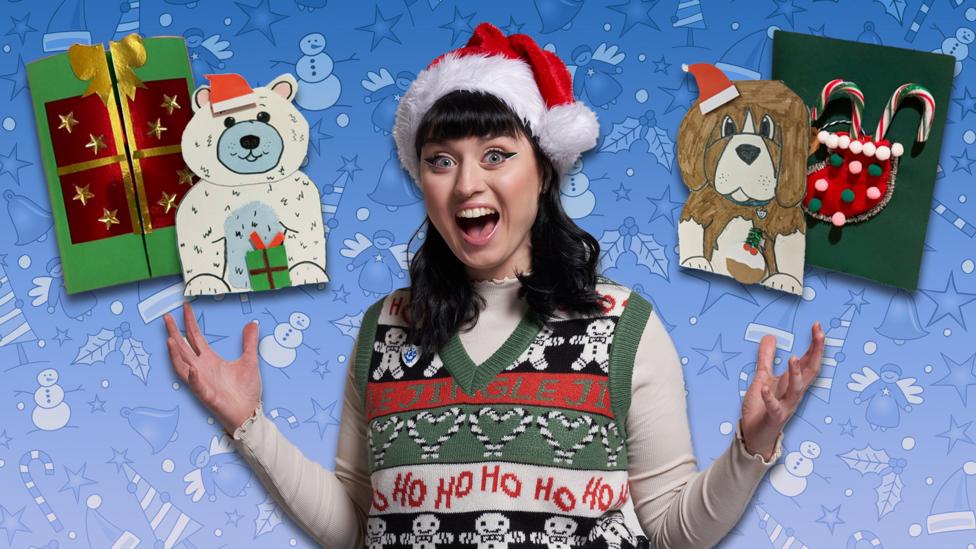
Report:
419,132,541,281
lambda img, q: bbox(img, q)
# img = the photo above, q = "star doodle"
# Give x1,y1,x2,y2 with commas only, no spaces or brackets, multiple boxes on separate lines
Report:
646,184,684,226
686,269,758,315
693,335,740,379
952,148,976,174
147,118,168,139
58,111,79,133
839,418,857,437
440,7,475,45
936,415,974,454
226,508,245,527
304,398,341,439
0,145,30,185
85,134,107,155
332,283,350,303
97,208,120,230
921,273,976,329
54,328,71,346
844,288,870,314
107,448,133,472
652,55,671,74
161,94,181,115
5,14,37,43
157,191,178,214
659,75,697,114
608,0,660,36
59,464,97,503
807,24,826,36
0,56,28,99
235,0,288,45
0,505,30,544
952,87,976,119
0,429,11,449
613,183,632,201
307,118,332,156
312,360,331,380
88,394,107,413
356,7,402,51
933,352,976,405
72,184,95,206
502,16,524,35
177,166,196,185
338,155,363,180
814,504,845,534
767,0,806,26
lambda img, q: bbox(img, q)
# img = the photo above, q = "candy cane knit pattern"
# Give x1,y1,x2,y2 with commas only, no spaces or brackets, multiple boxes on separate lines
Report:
354,279,651,547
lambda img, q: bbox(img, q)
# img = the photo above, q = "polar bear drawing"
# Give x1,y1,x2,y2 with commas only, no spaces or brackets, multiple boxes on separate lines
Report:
176,73,328,296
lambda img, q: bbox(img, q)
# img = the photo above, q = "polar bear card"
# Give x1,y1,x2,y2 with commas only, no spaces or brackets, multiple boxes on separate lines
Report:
175,73,328,296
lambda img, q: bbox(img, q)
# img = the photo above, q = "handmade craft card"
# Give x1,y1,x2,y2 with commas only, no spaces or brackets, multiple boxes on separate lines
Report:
677,63,809,295
773,31,954,290
175,73,328,296
27,34,194,293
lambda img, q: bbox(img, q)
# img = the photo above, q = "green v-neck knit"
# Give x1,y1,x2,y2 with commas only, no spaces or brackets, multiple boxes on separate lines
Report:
231,277,783,548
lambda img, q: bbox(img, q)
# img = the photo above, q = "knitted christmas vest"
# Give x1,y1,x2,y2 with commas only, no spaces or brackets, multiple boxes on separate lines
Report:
354,280,652,548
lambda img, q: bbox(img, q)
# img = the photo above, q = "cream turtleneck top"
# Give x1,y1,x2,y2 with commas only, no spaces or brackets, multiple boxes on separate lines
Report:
231,277,783,548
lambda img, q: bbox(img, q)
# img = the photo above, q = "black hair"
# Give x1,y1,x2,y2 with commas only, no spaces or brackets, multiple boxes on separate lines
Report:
407,90,604,358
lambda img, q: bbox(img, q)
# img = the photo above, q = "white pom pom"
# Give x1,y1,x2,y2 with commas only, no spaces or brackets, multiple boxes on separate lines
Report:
849,141,863,154
681,64,689,72
875,146,891,161
862,142,877,157
891,142,904,157
817,130,830,144
838,135,851,149
538,102,600,176
826,134,840,149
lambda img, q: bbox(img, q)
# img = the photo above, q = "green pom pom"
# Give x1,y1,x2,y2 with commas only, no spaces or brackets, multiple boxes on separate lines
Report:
841,189,856,203
830,153,844,167
808,198,822,212
868,163,883,177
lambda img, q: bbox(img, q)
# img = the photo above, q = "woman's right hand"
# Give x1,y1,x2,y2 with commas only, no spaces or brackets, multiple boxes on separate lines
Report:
164,303,262,433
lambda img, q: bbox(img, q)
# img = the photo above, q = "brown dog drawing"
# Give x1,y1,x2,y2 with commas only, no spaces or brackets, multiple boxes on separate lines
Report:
677,76,809,294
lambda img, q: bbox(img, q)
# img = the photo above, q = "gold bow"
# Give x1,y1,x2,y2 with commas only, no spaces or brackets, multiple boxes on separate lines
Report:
68,34,146,105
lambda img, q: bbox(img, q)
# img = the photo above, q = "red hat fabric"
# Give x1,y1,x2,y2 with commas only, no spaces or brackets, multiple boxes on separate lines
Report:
393,22,599,182
682,63,739,114
204,73,257,114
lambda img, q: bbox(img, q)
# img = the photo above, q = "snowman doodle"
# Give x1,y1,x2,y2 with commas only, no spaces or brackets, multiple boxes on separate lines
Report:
507,326,565,371
183,435,251,502
258,310,319,376
932,8,976,76
530,516,585,548
769,440,829,499
366,517,396,549
847,364,923,431
459,512,526,548
559,158,608,219
568,43,625,109
14,369,82,432
374,327,408,380
399,514,454,548
287,32,357,111
569,318,615,372
362,68,415,134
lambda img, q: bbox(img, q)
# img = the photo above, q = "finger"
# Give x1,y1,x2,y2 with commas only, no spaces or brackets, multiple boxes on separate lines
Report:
182,303,208,356
163,313,183,340
756,335,776,380
775,356,796,399
761,385,787,425
242,320,259,359
801,322,827,369
787,357,805,402
167,338,191,381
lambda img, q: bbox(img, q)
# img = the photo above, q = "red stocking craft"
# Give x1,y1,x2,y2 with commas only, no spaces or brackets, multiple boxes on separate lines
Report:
804,81,935,227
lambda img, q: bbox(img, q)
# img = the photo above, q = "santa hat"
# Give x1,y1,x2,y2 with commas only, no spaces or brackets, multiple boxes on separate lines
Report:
204,73,257,114
682,63,739,114
393,22,599,182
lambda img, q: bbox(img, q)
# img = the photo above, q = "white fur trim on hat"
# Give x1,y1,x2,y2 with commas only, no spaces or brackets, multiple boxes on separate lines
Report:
393,53,598,183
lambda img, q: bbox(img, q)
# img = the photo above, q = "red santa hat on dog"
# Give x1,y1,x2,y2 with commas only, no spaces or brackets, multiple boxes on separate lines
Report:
682,63,740,114
393,22,599,182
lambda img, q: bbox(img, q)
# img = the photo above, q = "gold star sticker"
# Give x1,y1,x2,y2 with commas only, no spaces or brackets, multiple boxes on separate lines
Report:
85,133,107,155
97,208,120,230
157,191,178,214
147,118,168,140
176,166,195,186
160,94,181,115
58,112,79,133
72,184,94,206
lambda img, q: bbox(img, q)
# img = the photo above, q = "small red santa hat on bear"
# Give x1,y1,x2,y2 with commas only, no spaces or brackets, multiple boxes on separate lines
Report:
682,63,739,115
203,73,257,114
393,22,599,182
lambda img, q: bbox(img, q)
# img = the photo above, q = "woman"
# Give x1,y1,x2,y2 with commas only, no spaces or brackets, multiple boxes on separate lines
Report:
165,23,824,548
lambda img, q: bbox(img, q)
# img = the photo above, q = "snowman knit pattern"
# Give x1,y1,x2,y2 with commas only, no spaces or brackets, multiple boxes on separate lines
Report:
354,280,650,548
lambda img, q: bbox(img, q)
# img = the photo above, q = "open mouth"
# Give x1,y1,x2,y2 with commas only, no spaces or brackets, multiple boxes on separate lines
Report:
455,206,499,245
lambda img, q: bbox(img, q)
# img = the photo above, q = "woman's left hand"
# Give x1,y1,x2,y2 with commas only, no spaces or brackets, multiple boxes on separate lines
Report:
740,322,826,460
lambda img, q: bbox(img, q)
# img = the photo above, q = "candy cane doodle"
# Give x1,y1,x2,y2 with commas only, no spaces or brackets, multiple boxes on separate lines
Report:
19,449,64,532
269,407,300,429
805,81,936,226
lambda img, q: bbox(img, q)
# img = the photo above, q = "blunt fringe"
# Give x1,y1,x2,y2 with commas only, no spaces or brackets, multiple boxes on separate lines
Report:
407,90,605,358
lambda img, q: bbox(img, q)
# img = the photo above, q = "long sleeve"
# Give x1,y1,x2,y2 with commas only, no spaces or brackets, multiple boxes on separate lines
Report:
230,347,372,548
626,311,784,549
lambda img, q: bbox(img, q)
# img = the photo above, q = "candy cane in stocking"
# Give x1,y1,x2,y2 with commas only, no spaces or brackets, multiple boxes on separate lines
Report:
19,449,63,532
811,79,865,143
874,83,936,157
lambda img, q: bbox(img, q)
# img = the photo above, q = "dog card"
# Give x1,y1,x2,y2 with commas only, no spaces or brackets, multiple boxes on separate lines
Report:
175,73,329,296
773,32,954,291
676,64,810,295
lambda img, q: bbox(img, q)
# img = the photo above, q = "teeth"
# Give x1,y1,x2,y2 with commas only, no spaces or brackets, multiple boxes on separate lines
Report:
456,207,497,218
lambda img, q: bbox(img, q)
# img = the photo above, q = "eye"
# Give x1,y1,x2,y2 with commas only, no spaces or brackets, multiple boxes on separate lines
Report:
483,149,517,165
721,115,736,137
423,155,455,169
759,114,775,139
257,111,270,123
224,116,236,128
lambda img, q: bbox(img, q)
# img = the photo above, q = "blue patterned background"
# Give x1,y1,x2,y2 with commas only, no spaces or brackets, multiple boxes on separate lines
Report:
1,1,975,548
